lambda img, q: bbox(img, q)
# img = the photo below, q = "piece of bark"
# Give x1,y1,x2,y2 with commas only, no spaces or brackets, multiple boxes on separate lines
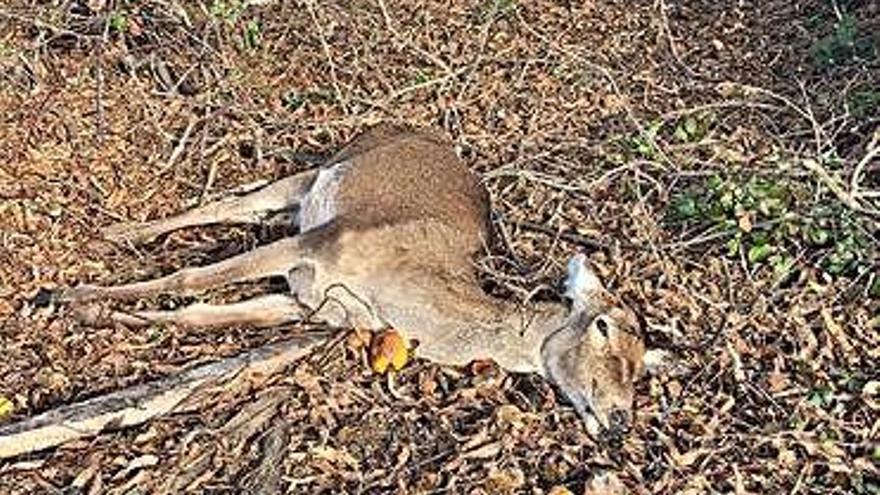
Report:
0,333,330,460
239,419,289,494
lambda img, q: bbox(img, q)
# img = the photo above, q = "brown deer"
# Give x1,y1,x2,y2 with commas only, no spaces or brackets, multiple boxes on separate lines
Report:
63,123,663,437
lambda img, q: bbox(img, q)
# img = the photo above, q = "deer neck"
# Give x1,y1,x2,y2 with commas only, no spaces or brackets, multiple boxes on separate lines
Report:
385,285,571,374
473,299,571,374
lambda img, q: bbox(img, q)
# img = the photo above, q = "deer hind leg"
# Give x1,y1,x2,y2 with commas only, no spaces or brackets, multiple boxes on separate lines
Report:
104,169,319,244
63,235,313,303
74,294,305,328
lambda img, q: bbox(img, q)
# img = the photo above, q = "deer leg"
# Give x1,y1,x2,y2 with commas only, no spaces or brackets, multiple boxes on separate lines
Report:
74,294,306,328
104,169,319,244
63,236,313,303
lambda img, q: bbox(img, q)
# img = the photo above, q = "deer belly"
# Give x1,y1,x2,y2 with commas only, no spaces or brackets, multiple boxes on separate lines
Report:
297,161,351,231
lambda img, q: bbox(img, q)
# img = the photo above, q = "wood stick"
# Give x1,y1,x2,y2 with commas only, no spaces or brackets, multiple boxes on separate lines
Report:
0,333,330,460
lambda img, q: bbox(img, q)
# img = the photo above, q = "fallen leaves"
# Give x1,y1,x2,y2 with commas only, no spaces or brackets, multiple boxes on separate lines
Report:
0,0,877,493
369,329,409,374
819,308,855,362
0,397,13,420
485,466,525,493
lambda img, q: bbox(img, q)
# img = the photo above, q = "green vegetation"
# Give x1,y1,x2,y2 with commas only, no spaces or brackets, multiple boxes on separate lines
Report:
848,88,879,118
108,11,128,34
281,88,340,111
243,19,262,50
810,13,877,69
669,174,875,287
210,0,246,22
617,112,716,162
473,0,518,22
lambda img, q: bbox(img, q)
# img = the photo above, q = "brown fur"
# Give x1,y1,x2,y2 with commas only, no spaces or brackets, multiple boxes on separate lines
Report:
334,124,490,254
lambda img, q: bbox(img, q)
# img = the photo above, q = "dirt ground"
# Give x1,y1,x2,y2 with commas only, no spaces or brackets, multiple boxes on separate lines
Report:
0,0,878,493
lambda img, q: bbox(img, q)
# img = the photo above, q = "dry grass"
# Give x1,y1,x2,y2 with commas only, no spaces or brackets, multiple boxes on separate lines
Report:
0,0,877,493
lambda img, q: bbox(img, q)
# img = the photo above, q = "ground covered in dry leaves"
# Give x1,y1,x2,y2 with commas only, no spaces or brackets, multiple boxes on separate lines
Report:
1,0,878,493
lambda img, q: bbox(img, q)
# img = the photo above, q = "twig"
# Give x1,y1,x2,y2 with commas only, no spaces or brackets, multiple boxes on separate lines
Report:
158,118,198,175
514,10,676,172
802,158,880,219
0,10,90,39
304,0,348,113
655,0,698,78
92,17,111,145
514,219,648,251
660,100,782,120
375,0,452,75
851,127,880,196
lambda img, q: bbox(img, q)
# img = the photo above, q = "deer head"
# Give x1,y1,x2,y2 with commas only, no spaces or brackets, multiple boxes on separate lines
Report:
541,253,648,437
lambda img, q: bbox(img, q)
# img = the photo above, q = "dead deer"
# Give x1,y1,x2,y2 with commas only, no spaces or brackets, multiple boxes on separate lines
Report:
63,123,663,437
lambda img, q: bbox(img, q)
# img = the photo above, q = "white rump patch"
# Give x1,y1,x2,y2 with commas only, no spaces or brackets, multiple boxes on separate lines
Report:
297,161,351,231
563,253,602,303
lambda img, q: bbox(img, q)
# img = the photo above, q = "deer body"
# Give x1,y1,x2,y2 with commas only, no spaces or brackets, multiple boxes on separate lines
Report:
65,124,652,436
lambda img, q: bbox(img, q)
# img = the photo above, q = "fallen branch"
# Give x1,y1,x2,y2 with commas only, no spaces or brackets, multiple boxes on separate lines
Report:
514,219,650,252
802,158,880,219
0,333,330,460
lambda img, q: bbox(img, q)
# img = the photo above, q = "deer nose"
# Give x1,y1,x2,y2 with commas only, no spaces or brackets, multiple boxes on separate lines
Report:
608,409,630,434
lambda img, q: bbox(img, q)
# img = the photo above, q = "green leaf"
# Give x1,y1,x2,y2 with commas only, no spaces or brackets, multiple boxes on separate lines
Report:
673,125,689,142
771,254,796,281
725,236,741,256
645,120,663,139
719,190,735,211
808,388,832,408
244,20,261,49
109,12,128,33
282,92,304,111
0,396,13,419
672,195,699,219
807,226,830,246
685,116,698,136
748,243,773,263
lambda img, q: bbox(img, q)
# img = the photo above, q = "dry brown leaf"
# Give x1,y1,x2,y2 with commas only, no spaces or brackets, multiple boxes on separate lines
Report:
485,467,525,493
462,441,502,460
672,448,709,468
820,308,855,360
549,486,575,495
111,454,159,482
767,355,789,393
71,460,100,490
737,213,752,233
495,404,538,430
584,471,626,495
310,446,358,468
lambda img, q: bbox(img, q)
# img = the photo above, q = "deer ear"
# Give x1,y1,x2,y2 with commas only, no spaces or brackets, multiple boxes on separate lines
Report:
563,253,603,303
642,348,670,375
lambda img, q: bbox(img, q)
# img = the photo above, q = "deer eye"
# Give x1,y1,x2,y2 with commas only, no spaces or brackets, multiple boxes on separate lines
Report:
595,317,609,338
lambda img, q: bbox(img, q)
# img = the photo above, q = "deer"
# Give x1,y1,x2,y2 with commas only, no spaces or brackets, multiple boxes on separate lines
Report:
62,123,664,438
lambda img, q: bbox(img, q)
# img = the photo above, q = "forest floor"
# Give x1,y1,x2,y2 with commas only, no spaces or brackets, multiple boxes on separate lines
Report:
0,0,878,493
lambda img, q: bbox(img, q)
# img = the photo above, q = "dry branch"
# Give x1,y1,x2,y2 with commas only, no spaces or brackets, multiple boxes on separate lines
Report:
0,333,330,460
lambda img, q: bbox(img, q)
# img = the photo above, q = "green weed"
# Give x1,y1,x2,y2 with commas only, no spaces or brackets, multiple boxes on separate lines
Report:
210,0,245,22
473,0,517,23
811,13,877,69
848,89,880,119
108,11,128,33
243,19,261,50
669,174,875,288
281,88,338,111
618,112,715,161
